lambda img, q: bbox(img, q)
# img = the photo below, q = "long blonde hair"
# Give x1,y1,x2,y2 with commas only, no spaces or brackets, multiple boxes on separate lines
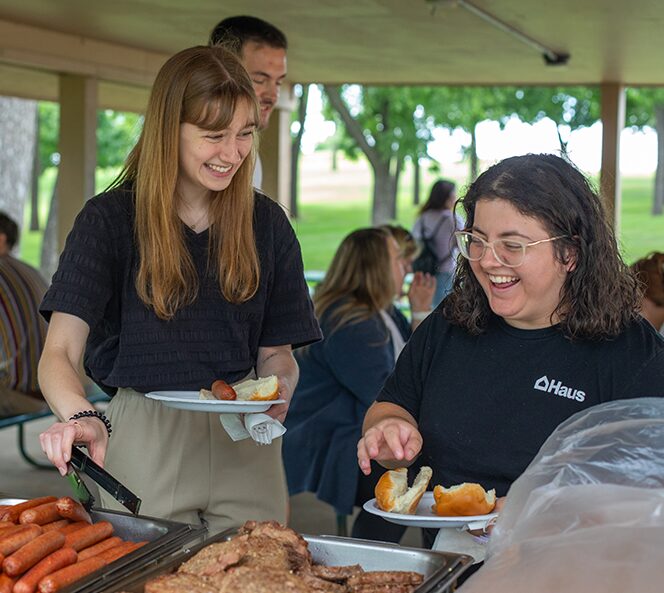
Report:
111,45,260,319
314,228,395,332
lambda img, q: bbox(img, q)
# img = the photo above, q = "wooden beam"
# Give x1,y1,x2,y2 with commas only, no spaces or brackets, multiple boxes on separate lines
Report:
599,83,625,229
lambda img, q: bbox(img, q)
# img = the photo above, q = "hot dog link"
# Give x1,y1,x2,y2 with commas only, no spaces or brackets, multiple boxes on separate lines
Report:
19,503,61,526
54,498,92,524
37,556,106,593
3,531,66,576
13,547,78,593
63,521,113,552
0,524,42,556
0,498,57,523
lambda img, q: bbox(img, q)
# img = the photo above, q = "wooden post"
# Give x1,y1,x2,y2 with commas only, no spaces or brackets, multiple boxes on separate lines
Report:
599,83,625,229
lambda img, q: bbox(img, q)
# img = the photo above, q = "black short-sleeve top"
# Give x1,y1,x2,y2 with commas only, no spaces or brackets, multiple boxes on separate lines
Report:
40,183,322,394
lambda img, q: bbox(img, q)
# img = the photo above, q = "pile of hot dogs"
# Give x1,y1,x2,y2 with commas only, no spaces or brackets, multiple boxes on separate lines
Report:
0,497,146,593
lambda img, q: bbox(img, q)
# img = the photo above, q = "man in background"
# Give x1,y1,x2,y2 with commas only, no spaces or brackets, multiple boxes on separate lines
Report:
209,15,288,189
0,212,48,416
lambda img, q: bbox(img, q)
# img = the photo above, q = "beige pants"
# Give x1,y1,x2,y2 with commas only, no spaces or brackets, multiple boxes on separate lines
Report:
0,386,48,417
99,389,288,535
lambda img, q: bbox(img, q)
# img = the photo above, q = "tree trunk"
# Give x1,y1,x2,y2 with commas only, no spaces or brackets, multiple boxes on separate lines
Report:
331,147,338,171
30,107,41,231
469,126,479,182
654,104,664,215
372,162,398,225
40,168,60,281
0,97,38,255
289,84,310,219
413,156,421,206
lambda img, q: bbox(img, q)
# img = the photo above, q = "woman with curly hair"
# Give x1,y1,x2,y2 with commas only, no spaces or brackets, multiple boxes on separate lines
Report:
631,252,664,334
358,154,664,557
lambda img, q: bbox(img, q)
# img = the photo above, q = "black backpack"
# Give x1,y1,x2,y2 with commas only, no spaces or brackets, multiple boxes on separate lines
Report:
412,216,446,275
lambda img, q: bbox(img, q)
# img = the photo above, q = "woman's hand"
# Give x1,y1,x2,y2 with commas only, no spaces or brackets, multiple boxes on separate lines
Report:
39,416,109,476
357,417,423,475
408,272,435,325
468,495,506,537
256,344,298,423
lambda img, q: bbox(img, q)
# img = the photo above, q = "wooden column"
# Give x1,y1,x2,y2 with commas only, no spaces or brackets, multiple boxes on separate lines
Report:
259,83,295,211
599,83,625,229
57,74,97,252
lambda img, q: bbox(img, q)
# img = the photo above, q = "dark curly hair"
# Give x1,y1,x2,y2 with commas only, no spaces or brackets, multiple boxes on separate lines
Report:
443,153,640,340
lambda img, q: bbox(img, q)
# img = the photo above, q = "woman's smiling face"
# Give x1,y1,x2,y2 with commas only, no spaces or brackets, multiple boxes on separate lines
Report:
470,198,573,330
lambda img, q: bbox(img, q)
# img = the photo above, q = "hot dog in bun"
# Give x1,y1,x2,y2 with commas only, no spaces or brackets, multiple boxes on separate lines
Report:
432,483,496,516
200,376,279,402
375,466,432,514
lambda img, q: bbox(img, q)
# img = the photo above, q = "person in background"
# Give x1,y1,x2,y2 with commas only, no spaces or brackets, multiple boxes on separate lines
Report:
631,252,664,334
412,179,459,306
380,224,435,331
358,154,664,570
0,212,49,417
37,45,320,534
209,15,288,189
283,228,414,543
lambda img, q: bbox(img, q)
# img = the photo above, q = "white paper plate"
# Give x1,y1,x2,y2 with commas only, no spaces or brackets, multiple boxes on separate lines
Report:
145,391,285,414
363,492,498,529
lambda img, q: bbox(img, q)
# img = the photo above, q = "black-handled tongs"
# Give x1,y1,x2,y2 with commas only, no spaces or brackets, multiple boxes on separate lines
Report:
67,446,142,515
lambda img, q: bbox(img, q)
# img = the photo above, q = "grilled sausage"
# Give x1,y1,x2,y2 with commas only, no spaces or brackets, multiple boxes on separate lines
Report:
41,520,70,533
57,522,88,535
13,548,78,593
0,524,42,556
54,498,92,524
63,521,113,552
3,531,66,576
0,574,16,593
0,498,57,523
19,503,61,526
37,556,106,593
211,379,237,400
94,540,146,564
77,536,123,561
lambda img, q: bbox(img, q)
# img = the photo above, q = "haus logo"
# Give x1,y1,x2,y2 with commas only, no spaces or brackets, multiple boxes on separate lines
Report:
534,375,586,402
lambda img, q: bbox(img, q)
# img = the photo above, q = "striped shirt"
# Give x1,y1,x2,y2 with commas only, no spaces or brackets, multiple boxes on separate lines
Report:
0,255,48,396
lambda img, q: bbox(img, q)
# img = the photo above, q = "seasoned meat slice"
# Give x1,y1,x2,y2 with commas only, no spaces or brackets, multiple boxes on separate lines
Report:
144,573,217,593
215,566,311,593
309,564,365,582
240,520,312,565
297,570,349,592
347,571,423,588
178,536,249,576
350,585,420,593
239,534,292,571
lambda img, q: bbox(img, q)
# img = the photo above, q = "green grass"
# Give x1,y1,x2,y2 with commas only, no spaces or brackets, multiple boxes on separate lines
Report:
19,164,664,273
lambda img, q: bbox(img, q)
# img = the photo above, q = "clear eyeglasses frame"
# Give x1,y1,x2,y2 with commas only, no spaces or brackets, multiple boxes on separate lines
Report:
454,231,568,268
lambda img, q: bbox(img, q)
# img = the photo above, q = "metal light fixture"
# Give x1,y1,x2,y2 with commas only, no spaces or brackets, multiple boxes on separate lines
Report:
427,0,570,66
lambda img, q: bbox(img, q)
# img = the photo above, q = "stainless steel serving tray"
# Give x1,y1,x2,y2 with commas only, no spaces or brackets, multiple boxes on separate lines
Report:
98,529,473,593
0,497,206,593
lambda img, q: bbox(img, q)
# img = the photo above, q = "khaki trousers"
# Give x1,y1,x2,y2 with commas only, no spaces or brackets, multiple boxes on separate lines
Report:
99,389,288,535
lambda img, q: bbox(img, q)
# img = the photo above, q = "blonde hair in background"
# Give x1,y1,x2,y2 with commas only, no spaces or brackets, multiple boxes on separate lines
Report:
111,45,260,320
314,228,395,333
380,224,420,261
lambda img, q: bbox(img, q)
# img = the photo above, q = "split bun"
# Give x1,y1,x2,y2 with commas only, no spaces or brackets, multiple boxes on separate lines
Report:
199,375,279,402
375,466,433,514
432,482,496,516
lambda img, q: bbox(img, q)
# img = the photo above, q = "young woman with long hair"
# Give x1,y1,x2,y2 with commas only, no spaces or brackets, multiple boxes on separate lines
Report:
358,154,664,563
37,45,320,533
283,227,413,542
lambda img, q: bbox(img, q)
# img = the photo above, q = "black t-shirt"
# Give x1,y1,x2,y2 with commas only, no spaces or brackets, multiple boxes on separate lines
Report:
377,310,664,497
40,183,321,393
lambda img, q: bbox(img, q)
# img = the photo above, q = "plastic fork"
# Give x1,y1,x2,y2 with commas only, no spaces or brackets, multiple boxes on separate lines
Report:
251,422,272,446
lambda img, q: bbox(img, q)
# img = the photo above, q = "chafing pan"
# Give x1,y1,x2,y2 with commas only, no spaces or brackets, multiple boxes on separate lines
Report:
97,528,473,593
0,497,206,593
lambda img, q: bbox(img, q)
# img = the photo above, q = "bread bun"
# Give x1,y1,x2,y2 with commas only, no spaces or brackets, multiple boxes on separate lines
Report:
375,466,433,514
233,376,279,401
432,483,496,516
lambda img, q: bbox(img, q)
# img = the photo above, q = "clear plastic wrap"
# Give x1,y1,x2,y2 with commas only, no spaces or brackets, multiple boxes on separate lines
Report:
461,397,664,592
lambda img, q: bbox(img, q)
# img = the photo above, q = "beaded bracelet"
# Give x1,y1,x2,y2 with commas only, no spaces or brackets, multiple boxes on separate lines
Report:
68,410,112,437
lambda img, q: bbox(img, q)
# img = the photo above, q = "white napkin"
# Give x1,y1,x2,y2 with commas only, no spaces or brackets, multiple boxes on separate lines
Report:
219,412,286,443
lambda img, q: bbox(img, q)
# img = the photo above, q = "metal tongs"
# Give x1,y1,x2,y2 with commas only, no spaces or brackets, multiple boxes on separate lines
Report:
67,446,142,515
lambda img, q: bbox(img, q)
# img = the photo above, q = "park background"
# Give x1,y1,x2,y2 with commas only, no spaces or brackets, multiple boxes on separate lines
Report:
15,84,664,274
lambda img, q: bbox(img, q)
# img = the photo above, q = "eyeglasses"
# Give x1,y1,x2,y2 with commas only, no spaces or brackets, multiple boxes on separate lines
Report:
454,231,568,268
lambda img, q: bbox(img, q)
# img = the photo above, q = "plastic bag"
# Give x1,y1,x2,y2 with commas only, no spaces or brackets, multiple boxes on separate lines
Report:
461,397,664,593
